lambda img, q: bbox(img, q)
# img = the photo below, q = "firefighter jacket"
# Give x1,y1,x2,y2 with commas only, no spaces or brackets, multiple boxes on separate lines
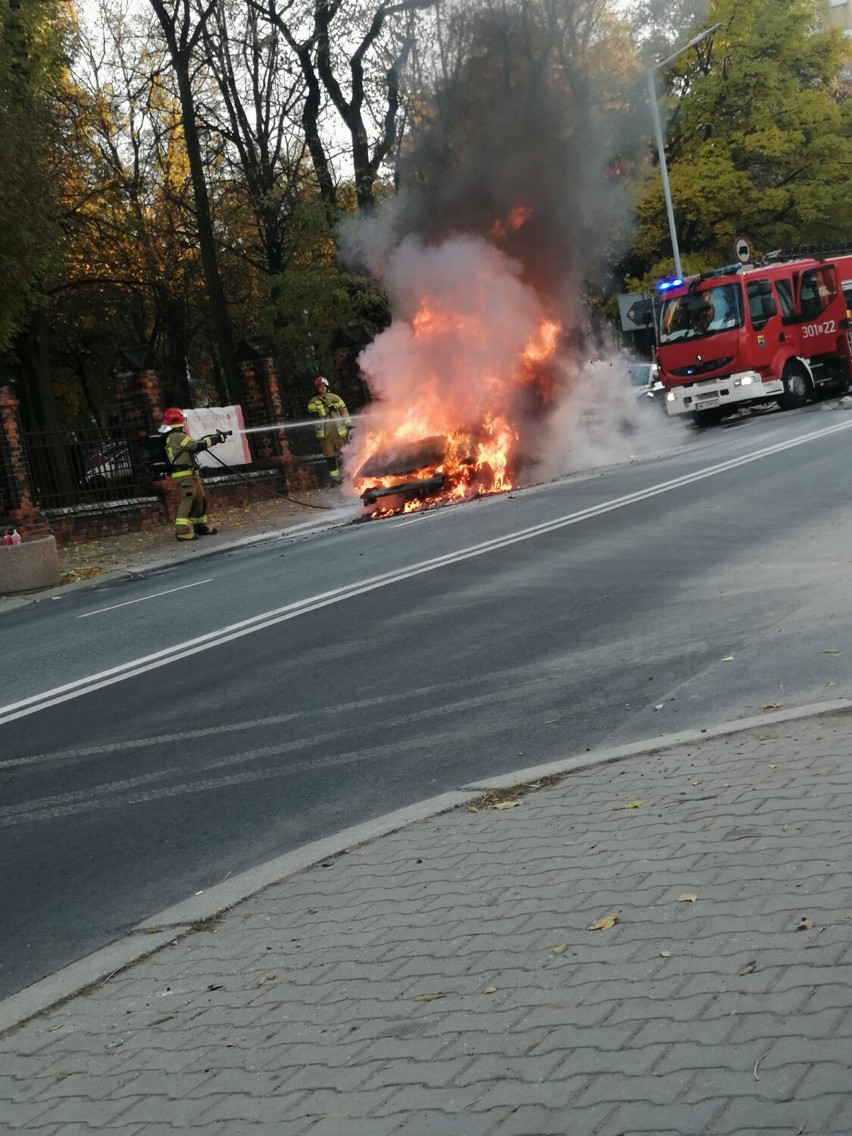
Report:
165,427,214,479
307,391,352,441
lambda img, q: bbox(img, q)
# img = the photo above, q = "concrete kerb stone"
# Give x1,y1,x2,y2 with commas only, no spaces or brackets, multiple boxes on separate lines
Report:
4,695,852,1039
460,696,852,791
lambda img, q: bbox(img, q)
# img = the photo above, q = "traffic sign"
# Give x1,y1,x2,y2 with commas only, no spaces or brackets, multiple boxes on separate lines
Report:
735,236,751,264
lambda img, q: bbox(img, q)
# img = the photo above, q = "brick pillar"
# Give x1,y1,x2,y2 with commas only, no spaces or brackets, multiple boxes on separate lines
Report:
234,338,311,491
0,381,52,538
112,346,164,500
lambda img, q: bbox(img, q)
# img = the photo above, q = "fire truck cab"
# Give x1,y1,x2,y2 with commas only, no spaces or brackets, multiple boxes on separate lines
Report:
656,251,852,426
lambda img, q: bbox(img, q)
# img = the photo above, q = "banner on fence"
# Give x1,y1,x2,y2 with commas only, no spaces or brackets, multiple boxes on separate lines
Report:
183,406,251,469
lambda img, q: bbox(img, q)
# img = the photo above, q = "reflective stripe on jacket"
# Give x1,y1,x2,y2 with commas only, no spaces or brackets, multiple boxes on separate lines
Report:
165,428,210,478
307,391,352,439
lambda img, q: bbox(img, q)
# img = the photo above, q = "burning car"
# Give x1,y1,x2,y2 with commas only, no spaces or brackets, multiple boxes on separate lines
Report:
355,436,449,513
354,428,516,517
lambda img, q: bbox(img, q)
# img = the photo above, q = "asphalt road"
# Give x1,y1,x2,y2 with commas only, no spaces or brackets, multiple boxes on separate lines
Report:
4,404,852,999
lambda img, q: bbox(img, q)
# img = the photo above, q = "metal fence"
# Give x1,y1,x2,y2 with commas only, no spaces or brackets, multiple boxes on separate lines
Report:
20,426,240,510
19,414,331,511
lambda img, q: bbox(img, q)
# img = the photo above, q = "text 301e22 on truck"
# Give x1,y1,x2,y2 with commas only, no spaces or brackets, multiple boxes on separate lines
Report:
654,247,852,427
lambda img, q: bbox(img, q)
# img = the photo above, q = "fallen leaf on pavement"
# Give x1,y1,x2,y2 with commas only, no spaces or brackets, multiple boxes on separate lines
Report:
551,944,568,954
484,985,496,994
796,917,813,931
492,800,519,810
618,800,646,810
739,960,757,975
588,912,620,931
762,703,783,710
414,992,446,1002
721,655,734,662
676,893,698,903
256,974,277,986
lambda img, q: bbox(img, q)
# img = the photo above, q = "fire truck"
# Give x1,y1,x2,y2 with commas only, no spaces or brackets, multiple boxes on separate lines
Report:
654,248,852,426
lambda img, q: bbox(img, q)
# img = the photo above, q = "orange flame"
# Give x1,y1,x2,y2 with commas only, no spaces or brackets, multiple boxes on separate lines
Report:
349,234,561,519
490,204,533,238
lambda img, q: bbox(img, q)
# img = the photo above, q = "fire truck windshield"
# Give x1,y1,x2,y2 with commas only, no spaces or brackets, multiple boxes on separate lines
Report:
660,283,743,344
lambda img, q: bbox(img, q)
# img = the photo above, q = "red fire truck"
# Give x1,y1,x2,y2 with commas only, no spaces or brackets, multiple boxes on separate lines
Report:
655,249,852,426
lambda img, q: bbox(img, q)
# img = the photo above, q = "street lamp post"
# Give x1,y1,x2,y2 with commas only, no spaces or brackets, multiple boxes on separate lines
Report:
647,23,722,280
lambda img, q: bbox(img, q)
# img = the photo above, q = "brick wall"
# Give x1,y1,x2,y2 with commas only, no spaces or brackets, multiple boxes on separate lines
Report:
45,469,306,547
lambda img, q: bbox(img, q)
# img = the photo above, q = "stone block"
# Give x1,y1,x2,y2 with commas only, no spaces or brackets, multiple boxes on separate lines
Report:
0,535,60,593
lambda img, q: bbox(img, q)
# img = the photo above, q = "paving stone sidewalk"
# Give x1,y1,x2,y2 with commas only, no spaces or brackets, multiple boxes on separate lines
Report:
3,708,852,1135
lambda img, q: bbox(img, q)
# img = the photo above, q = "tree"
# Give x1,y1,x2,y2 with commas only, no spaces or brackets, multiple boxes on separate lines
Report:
49,0,223,419
0,0,68,352
201,0,309,278
148,0,240,401
630,0,852,283
261,0,434,215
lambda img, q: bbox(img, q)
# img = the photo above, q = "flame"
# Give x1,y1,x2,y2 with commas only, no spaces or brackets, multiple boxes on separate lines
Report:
508,205,532,230
490,204,533,238
348,234,562,519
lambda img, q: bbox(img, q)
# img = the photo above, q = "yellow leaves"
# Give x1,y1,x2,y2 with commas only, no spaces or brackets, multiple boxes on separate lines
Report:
739,960,758,976
413,992,445,1002
484,985,496,995
492,800,520,811
618,800,646,810
796,917,813,931
721,655,735,662
551,944,568,955
60,566,107,584
676,893,698,903
588,912,620,931
762,703,783,710
256,974,276,986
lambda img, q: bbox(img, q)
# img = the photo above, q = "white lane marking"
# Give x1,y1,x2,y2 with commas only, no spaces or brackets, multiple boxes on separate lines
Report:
0,710,305,770
77,579,213,618
3,418,850,726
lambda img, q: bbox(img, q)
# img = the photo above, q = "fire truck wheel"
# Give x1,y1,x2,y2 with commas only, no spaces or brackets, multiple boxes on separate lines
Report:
779,362,811,410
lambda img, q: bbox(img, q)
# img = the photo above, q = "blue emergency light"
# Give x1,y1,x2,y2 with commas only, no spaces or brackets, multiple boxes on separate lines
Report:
656,277,683,293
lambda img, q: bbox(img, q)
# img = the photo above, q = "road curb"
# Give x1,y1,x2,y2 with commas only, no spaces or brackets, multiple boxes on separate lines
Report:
4,696,852,1036
461,697,852,790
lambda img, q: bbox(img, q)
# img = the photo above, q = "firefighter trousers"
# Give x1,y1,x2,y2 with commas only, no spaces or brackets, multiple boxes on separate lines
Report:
173,473,211,539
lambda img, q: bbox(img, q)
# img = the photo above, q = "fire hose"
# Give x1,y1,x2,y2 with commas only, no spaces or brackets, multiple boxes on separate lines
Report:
202,432,335,510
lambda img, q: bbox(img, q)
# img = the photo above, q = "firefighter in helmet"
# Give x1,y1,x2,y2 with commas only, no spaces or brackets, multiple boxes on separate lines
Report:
307,376,352,485
161,407,227,541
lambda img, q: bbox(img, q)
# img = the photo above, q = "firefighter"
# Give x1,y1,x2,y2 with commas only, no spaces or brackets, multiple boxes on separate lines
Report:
307,376,352,485
161,407,227,541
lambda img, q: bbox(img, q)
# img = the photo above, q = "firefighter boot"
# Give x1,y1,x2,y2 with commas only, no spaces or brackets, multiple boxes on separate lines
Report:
175,518,198,541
